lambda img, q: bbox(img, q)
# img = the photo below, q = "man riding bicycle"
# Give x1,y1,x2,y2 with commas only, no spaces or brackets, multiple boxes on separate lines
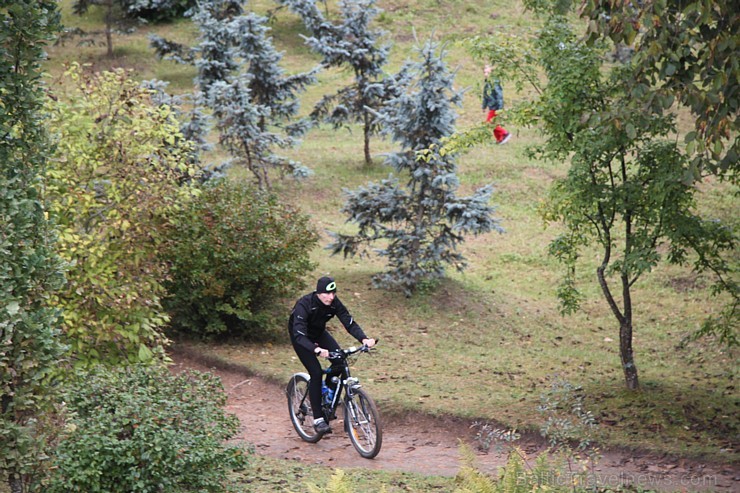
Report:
288,276,376,436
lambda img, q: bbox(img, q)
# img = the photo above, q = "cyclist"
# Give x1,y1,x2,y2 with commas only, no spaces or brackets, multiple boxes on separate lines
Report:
288,276,376,436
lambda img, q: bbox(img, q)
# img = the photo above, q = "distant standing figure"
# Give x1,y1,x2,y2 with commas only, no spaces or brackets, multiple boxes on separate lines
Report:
482,64,511,144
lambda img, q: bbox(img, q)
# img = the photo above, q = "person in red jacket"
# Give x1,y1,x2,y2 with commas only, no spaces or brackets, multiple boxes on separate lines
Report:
482,64,511,144
288,276,376,436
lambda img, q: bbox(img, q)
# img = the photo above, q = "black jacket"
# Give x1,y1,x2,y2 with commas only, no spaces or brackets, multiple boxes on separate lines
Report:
288,292,367,352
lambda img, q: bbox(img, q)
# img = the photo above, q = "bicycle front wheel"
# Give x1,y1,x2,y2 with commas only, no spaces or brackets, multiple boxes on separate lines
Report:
344,387,382,458
286,374,321,443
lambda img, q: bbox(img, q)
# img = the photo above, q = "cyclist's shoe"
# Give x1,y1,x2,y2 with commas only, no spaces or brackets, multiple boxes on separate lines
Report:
314,420,332,436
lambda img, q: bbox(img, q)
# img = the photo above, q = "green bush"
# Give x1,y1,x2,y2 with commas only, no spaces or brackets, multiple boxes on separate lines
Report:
41,364,248,493
46,64,201,366
163,179,318,338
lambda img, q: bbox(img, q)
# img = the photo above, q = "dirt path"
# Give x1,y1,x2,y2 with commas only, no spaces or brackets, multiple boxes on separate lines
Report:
170,348,737,492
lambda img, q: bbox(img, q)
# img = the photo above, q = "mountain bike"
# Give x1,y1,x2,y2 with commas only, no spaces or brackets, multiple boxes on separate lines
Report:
286,344,382,459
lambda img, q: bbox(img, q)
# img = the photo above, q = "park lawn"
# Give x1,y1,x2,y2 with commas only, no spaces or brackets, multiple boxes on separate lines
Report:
48,0,738,468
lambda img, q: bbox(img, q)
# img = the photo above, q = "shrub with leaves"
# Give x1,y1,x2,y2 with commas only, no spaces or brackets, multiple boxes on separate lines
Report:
42,364,248,493
1,1,67,491
471,422,520,453
538,377,598,453
45,63,200,367
162,179,318,338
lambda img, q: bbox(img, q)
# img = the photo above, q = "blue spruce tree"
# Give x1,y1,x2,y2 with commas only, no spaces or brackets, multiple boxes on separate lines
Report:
280,0,400,165
150,0,317,188
330,38,503,295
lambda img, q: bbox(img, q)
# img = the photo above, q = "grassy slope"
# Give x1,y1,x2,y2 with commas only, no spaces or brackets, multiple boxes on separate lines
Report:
47,0,737,475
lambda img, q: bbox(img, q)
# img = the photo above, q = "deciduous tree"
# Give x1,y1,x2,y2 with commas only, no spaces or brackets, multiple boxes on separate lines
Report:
469,5,736,389
0,2,66,491
45,64,200,367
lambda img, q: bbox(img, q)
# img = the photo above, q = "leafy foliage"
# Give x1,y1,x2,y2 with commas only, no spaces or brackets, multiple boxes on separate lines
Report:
162,179,318,338
470,4,737,388
456,444,577,493
0,1,67,491
45,64,200,367
537,377,599,465
470,423,520,454
330,38,502,295
42,364,248,493
580,0,740,347
143,78,212,169
581,0,738,182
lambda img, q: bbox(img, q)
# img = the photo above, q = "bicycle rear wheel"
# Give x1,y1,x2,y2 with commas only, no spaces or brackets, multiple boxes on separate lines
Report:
286,374,321,443
344,387,382,458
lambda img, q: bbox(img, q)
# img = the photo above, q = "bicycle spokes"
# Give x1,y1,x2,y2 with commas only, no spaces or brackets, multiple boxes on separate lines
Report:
344,388,382,458
287,374,322,443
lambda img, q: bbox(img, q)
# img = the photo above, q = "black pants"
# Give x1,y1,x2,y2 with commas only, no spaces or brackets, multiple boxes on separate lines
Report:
291,331,340,419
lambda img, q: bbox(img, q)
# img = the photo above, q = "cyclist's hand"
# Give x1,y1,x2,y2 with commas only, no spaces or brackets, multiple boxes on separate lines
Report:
314,347,329,358
362,338,376,348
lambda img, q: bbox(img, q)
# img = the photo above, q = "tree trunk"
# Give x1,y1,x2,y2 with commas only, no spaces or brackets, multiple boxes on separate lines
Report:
9,476,24,493
597,252,640,390
619,272,639,389
619,319,639,390
363,112,372,166
105,5,114,58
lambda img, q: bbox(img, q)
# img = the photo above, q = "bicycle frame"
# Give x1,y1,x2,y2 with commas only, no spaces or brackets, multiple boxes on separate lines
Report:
287,343,382,458
301,348,361,420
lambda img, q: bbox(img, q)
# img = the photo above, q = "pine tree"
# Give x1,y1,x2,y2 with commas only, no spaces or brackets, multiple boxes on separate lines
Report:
330,38,503,295
150,0,317,188
280,0,397,165
1,2,67,491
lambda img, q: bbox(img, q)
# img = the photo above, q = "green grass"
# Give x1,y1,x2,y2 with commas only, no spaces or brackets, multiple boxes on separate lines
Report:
233,455,454,492
45,0,738,471
0,451,455,493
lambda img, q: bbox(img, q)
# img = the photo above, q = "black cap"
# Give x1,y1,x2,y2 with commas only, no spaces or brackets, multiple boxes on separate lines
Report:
316,276,337,293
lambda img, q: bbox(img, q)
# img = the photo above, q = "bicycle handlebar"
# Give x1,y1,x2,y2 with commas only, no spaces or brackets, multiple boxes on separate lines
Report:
328,340,378,360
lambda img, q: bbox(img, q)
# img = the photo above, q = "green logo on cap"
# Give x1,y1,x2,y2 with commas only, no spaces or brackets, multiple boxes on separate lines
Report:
325,281,336,292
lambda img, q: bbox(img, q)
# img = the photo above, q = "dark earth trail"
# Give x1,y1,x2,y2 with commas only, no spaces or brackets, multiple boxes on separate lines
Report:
170,347,738,492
